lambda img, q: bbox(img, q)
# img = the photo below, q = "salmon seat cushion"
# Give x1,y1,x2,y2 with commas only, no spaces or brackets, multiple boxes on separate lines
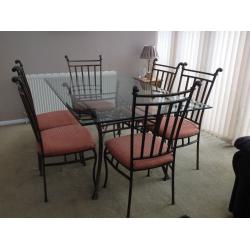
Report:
148,116,199,139
159,116,199,139
40,125,95,156
106,133,173,170
73,99,115,112
37,110,79,131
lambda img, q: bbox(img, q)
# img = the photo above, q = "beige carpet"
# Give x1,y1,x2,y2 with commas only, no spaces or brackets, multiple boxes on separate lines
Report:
0,124,236,217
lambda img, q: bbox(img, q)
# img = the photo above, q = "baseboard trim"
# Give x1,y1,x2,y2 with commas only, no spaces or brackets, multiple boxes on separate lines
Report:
0,118,28,126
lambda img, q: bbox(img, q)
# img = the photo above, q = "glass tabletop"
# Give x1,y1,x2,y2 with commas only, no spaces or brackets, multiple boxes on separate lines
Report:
45,72,211,125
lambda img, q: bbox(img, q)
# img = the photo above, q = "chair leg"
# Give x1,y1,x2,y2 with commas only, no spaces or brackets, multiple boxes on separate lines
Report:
146,169,150,177
171,163,175,205
162,165,170,181
37,153,42,176
92,150,97,185
136,121,140,134
127,172,134,218
112,124,116,137
41,157,48,202
196,136,200,170
117,123,121,137
103,154,108,188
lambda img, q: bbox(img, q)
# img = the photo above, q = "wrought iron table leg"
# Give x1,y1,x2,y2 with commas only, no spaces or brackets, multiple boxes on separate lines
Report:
92,123,103,200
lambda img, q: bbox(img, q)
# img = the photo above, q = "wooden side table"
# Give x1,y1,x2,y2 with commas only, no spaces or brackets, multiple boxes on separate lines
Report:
134,76,162,88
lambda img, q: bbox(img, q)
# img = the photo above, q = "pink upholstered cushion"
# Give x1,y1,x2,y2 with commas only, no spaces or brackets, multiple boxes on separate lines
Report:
73,99,115,112
158,116,199,139
37,110,79,131
106,133,173,170
84,100,115,111
40,125,95,156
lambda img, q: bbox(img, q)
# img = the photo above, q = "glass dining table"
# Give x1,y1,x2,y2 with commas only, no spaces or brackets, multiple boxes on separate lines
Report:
45,72,211,199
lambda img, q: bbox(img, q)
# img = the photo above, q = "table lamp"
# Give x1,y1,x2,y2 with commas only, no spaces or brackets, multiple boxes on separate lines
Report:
140,45,159,78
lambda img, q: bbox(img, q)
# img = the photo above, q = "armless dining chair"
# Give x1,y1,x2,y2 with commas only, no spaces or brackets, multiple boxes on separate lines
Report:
133,60,187,140
149,59,187,92
65,55,103,96
65,55,122,138
64,55,116,119
12,60,79,131
103,81,200,217
12,75,97,202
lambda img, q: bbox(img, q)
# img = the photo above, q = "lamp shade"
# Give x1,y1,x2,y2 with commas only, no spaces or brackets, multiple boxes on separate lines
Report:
140,45,159,59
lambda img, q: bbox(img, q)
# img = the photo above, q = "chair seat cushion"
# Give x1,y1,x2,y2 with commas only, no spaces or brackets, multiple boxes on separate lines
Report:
84,100,115,111
159,116,199,139
106,133,173,170
40,125,95,156
148,116,200,139
73,99,115,112
37,110,79,131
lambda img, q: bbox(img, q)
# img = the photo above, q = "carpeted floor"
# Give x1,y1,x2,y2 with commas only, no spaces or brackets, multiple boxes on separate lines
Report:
0,124,236,217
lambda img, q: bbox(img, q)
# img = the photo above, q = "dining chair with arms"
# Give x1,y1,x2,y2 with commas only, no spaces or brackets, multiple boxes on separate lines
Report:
12,76,97,202
156,65,223,175
103,81,200,217
174,65,223,170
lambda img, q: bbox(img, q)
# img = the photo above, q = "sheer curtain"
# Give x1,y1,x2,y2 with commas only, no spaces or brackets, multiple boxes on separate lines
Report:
157,31,250,142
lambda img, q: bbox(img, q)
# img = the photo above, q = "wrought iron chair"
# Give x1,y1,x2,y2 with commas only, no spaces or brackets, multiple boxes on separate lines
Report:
12,76,97,202
65,55,102,95
103,81,200,217
65,55,122,138
133,60,187,138
156,65,223,174
149,59,187,92
65,55,116,117
12,60,79,131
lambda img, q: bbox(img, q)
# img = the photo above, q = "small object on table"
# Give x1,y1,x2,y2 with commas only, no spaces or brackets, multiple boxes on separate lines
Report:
134,76,162,88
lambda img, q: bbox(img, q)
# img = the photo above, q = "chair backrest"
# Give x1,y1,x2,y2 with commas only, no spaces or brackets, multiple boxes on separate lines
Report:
12,60,36,113
149,59,186,92
11,76,42,147
130,81,200,169
176,65,223,127
65,55,102,96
